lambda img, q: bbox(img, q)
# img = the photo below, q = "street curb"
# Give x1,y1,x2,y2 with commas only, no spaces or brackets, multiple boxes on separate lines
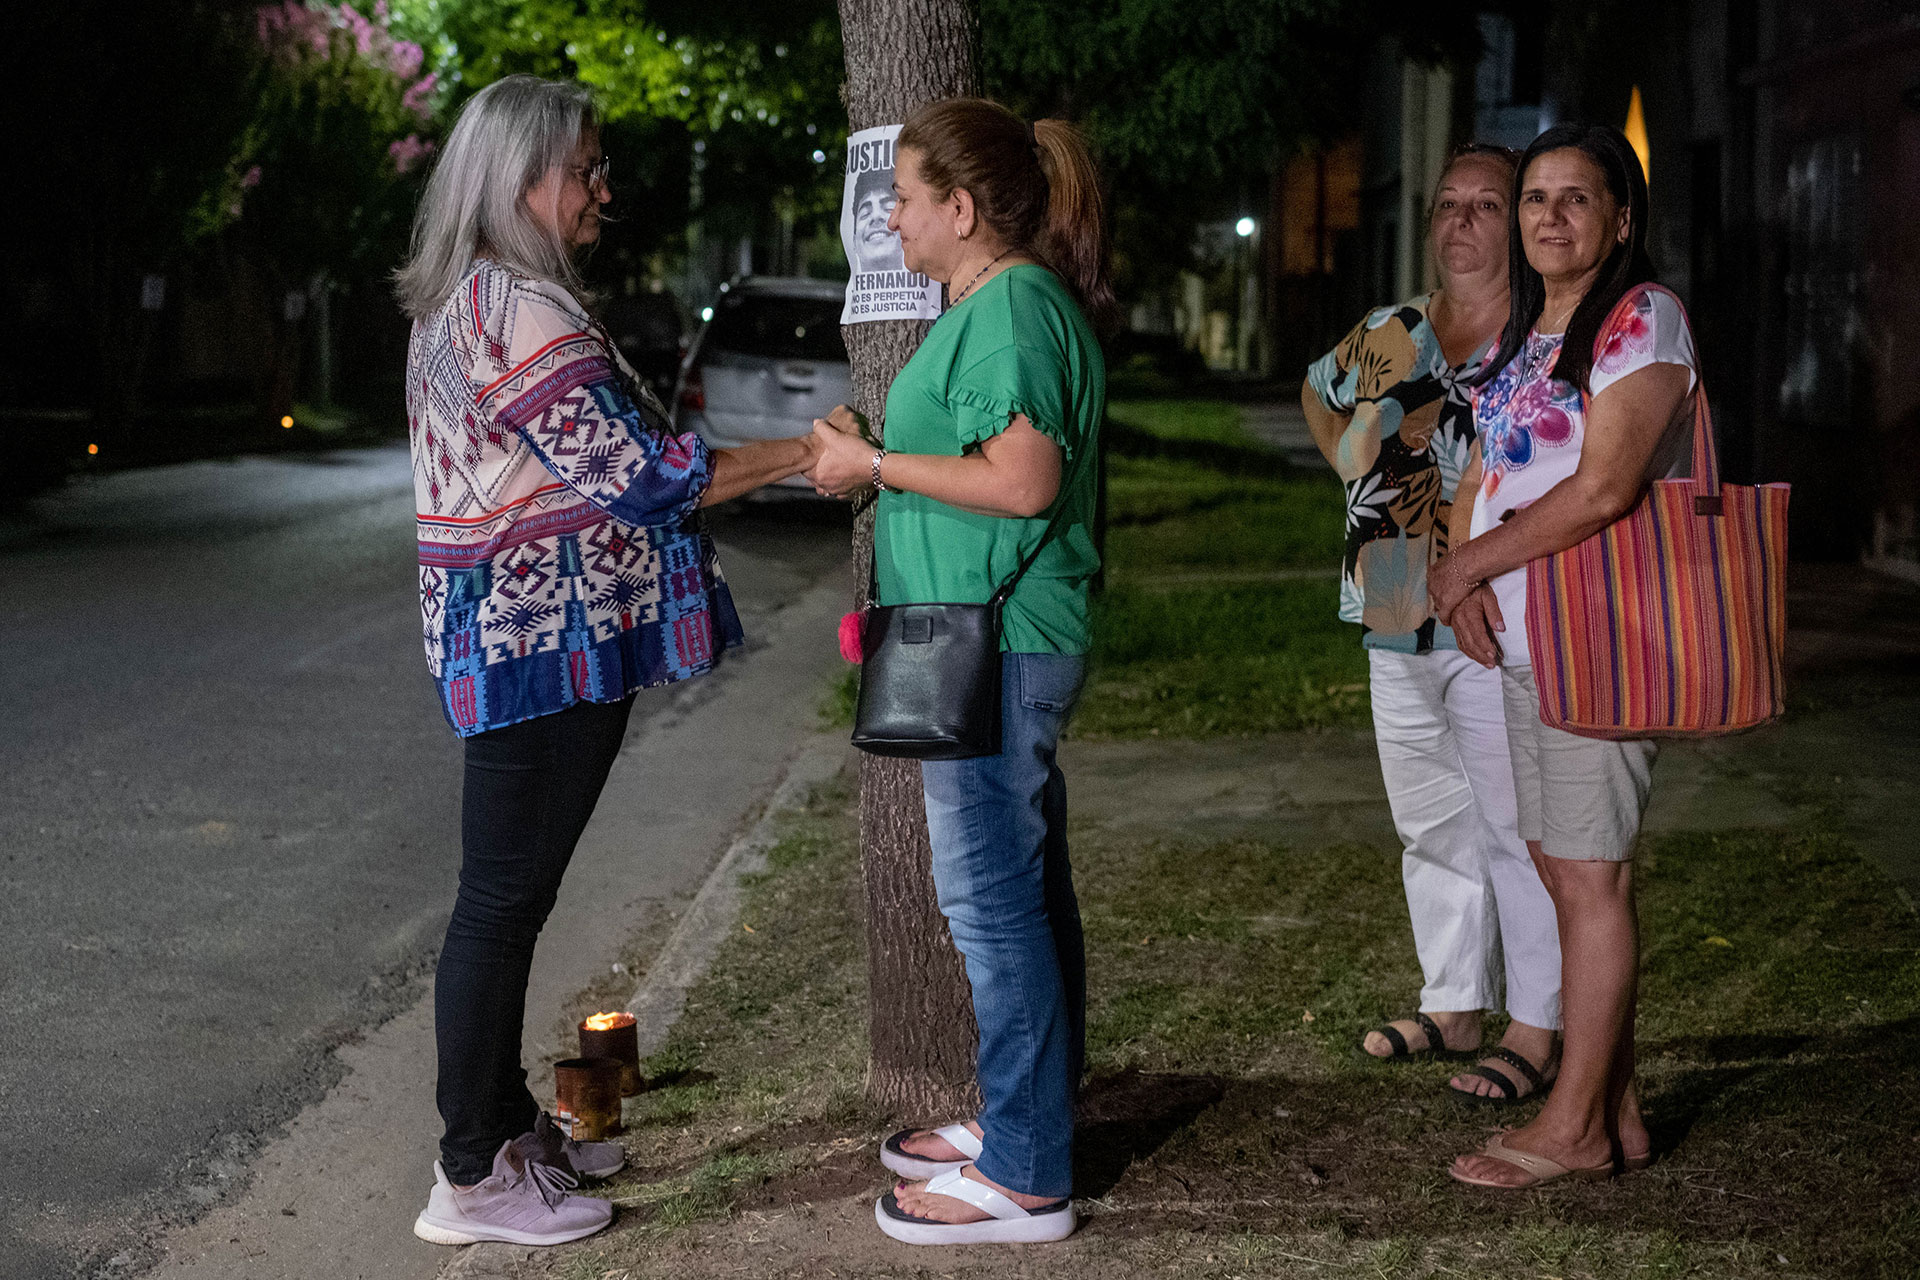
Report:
437,728,853,1279
622,729,850,1058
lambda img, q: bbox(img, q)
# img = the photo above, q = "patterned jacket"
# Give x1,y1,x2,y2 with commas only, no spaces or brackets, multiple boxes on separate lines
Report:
405,260,741,737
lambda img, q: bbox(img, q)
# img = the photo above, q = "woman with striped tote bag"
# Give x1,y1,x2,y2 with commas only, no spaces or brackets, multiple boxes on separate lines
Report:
1426,123,1788,1192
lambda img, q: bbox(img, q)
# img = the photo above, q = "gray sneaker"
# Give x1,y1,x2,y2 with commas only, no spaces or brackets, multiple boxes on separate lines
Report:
413,1138,613,1246
532,1111,627,1180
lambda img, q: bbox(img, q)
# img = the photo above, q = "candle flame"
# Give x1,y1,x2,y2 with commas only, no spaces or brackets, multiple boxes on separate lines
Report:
583,1012,633,1031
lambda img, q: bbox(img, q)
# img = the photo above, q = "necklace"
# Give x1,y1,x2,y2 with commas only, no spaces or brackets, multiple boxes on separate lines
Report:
948,249,1011,308
1537,298,1578,334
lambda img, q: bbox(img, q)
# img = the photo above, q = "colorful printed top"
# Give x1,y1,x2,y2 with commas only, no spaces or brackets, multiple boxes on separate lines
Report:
876,265,1104,654
1468,283,1698,667
405,260,742,737
1306,294,1485,652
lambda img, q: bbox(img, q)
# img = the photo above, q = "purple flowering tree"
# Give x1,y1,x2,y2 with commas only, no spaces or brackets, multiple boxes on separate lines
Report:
206,1,444,415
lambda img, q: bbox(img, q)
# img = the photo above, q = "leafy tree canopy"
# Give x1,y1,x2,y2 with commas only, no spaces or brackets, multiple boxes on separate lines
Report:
986,0,1477,190
981,0,1482,290
389,0,848,248
219,1,445,282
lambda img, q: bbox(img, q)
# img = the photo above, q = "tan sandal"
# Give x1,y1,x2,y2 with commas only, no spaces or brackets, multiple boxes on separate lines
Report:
1449,1133,1615,1189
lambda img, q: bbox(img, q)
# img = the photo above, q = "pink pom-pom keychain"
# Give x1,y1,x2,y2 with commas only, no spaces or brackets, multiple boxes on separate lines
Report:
838,609,869,665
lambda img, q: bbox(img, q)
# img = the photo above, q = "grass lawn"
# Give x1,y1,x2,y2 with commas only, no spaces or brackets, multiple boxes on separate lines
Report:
550,760,1919,1280
1081,398,1366,736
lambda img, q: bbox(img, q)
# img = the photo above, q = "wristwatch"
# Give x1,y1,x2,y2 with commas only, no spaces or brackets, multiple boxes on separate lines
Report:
870,449,889,492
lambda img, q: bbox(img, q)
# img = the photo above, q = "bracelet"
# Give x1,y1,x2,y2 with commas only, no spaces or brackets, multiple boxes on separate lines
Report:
870,449,889,493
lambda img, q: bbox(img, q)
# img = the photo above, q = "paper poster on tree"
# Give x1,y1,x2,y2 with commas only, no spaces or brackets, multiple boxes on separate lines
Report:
840,124,942,324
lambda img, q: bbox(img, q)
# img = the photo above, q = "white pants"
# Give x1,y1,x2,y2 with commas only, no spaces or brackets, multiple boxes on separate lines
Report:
1369,649,1562,1030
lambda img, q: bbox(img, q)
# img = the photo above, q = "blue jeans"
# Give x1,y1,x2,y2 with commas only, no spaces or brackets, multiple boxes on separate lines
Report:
920,652,1087,1199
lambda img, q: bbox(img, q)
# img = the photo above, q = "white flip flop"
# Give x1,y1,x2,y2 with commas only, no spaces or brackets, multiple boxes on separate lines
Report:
879,1122,982,1180
875,1168,1076,1245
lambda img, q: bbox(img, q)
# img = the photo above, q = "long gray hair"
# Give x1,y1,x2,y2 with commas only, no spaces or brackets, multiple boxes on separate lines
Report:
395,75,598,319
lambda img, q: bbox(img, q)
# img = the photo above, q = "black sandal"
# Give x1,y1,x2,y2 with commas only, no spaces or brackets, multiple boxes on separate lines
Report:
1361,1012,1466,1060
1448,1045,1553,1105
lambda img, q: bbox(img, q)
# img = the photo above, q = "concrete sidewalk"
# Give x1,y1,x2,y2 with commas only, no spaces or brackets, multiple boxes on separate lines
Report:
1237,397,1327,469
1064,561,1919,896
1698,562,1920,906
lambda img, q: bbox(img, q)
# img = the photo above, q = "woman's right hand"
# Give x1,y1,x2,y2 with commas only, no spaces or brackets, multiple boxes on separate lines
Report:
1450,584,1505,669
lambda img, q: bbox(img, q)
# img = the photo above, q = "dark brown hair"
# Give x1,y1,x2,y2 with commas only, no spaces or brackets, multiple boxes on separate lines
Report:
898,97,1116,329
1468,123,1656,393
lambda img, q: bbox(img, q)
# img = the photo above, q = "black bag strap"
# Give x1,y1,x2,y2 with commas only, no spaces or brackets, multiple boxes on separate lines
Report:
861,427,1093,612
989,436,1092,609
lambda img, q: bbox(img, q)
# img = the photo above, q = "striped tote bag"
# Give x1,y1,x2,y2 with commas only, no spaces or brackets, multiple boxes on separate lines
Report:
1524,379,1791,740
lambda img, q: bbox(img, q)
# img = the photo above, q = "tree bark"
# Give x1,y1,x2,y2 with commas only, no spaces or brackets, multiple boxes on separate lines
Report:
837,0,983,1121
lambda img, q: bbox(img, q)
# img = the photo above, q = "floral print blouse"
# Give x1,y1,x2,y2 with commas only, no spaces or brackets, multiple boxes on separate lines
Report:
1467,283,1699,666
1306,294,1484,653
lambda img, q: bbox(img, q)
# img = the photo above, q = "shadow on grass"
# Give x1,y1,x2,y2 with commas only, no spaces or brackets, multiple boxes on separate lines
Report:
1640,1014,1920,1151
1103,484,1264,530
1105,421,1296,478
1076,1068,1228,1198
1049,1012,1920,1276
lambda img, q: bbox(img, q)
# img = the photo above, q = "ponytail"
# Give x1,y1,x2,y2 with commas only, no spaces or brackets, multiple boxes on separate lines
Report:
1033,118,1116,330
899,98,1116,330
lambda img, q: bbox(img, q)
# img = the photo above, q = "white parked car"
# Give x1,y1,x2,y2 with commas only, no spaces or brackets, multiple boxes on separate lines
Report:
672,277,852,495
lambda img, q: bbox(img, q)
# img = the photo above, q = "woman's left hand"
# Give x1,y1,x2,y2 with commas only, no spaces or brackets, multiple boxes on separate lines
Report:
817,403,875,444
1428,546,1484,624
806,410,878,498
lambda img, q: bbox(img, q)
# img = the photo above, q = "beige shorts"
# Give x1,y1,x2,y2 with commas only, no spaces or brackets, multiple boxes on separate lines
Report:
1499,665,1658,862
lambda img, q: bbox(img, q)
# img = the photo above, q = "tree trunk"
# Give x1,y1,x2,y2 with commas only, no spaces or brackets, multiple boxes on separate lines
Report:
837,0,983,1121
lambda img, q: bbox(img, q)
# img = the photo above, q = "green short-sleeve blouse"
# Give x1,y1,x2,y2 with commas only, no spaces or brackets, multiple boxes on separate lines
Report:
874,264,1105,654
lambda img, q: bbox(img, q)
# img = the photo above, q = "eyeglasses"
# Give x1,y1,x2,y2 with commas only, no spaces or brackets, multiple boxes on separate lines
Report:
573,156,611,191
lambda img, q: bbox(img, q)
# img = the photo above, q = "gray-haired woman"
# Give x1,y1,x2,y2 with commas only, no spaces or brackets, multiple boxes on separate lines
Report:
395,75,816,1247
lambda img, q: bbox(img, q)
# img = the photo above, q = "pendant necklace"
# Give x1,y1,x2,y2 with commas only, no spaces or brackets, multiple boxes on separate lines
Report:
1528,301,1575,376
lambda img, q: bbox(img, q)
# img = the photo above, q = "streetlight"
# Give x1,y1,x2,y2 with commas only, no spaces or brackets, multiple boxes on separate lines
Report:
1232,218,1258,371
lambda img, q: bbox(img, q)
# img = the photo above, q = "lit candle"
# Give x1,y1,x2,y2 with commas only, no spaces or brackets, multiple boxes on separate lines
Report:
579,1011,643,1096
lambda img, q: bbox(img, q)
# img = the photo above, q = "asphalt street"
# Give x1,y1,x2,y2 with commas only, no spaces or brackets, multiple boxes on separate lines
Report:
0,446,849,1279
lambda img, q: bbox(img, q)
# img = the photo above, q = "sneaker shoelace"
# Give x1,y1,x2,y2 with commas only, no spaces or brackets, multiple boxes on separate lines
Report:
512,1153,581,1209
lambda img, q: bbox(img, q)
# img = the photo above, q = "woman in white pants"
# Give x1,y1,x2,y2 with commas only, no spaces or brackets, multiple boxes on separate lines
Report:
1300,144,1562,1103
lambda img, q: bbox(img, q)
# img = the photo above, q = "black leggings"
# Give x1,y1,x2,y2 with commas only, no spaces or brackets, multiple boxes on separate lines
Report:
435,695,635,1183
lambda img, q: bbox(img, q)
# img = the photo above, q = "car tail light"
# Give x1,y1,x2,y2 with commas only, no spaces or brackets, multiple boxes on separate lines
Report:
678,365,705,413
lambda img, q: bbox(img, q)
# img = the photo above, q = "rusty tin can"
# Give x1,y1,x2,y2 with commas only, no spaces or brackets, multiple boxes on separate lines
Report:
552,1056,623,1140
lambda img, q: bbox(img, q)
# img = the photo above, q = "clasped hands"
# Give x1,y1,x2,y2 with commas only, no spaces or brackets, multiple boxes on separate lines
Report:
798,404,882,499
1428,544,1506,669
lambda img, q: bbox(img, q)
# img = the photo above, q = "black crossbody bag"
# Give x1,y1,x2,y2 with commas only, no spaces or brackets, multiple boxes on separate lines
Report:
850,450,1085,761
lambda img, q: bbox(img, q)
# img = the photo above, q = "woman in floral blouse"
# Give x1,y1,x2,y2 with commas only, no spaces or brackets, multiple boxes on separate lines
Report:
1433,123,1700,1188
1302,144,1564,1105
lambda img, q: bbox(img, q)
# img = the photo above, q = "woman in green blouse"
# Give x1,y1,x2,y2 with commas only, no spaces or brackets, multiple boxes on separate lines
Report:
806,97,1111,1246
